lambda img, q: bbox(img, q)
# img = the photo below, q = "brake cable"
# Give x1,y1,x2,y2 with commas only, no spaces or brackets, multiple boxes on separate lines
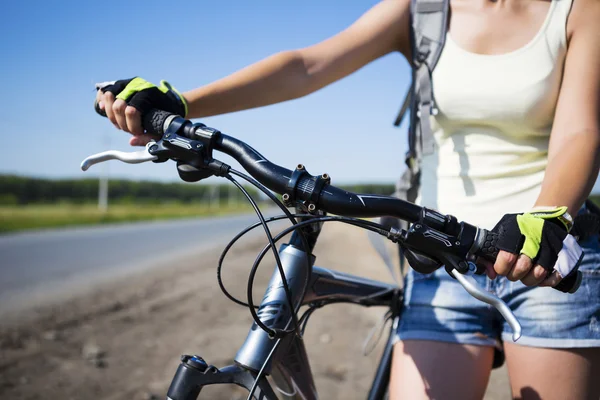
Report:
246,337,282,400
228,168,314,325
239,214,395,399
225,174,302,338
217,213,314,309
219,172,393,339
245,216,389,335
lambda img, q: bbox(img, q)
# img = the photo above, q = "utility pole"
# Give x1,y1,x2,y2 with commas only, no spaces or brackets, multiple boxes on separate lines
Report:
211,185,219,209
98,174,108,212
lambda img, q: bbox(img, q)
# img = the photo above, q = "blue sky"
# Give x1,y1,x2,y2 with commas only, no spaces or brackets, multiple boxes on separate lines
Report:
3,1,597,192
0,0,411,184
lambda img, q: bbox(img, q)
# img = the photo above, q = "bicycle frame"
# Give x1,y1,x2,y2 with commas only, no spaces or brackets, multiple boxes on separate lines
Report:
166,214,402,400
80,112,534,399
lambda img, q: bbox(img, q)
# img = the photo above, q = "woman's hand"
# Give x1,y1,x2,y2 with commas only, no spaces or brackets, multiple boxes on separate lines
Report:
480,250,557,286
479,208,583,288
95,78,187,146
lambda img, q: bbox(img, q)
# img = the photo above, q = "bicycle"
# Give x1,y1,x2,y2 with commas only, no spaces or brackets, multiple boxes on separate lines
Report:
81,109,582,400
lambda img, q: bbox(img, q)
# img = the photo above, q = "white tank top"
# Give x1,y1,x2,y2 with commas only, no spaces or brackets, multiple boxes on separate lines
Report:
419,0,573,229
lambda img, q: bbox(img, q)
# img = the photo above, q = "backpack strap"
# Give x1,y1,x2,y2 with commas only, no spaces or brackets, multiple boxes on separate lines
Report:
394,0,449,168
393,0,449,277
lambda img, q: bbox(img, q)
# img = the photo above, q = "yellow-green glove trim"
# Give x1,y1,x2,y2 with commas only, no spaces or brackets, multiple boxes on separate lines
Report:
159,80,188,117
516,214,544,259
116,77,155,102
526,206,572,232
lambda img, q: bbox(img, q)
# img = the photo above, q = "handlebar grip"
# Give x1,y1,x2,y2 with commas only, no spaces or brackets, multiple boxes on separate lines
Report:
142,109,173,136
474,230,582,294
94,99,107,118
474,230,500,261
93,99,172,137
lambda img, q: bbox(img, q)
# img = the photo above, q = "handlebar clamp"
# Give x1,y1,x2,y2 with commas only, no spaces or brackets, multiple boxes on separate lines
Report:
284,164,309,204
283,165,331,213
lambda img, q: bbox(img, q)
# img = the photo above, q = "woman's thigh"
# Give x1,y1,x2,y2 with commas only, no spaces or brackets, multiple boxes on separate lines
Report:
389,340,494,400
504,343,600,400
498,234,600,347
392,266,500,399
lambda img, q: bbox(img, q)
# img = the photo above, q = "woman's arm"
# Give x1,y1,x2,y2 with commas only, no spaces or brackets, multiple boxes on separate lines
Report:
491,0,600,286
184,0,410,119
534,0,600,214
99,1,410,141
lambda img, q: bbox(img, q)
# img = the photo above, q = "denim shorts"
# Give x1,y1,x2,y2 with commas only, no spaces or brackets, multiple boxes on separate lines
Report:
396,234,600,348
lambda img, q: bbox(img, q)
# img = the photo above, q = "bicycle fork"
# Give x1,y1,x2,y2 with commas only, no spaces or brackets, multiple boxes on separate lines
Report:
166,241,317,400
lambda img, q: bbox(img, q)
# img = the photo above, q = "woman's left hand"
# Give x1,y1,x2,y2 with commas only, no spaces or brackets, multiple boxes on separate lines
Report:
478,208,583,287
479,250,558,287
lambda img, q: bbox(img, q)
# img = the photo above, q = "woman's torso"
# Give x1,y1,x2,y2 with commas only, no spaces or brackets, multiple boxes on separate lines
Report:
418,0,573,229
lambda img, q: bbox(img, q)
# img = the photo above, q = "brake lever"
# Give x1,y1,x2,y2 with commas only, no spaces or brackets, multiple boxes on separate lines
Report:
80,142,158,171
401,222,522,341
450,264,522,341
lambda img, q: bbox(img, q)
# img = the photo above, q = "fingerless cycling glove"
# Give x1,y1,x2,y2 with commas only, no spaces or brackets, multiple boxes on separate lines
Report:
492,207,583,279
98,77,188,118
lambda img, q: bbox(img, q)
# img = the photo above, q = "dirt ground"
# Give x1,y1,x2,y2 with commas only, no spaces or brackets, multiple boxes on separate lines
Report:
0,223,510,400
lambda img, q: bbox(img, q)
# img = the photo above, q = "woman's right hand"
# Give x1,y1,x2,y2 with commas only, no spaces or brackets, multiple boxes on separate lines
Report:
95,78,187,146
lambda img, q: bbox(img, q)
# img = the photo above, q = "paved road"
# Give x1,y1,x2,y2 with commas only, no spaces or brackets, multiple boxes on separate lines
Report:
0,211,283,314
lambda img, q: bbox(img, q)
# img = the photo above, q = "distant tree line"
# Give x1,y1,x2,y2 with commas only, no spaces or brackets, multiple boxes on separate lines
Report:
20,176,597,207
0,175,258,205
0,175,397,205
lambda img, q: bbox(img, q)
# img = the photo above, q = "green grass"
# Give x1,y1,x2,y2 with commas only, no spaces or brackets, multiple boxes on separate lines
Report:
4,195,598,234
0,203,253,233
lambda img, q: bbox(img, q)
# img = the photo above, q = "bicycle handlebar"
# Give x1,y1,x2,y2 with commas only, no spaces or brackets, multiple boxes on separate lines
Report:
144,109,426,222
91,107,582,294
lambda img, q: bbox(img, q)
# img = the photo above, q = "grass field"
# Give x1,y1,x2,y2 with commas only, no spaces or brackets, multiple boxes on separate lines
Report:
3,196,599,234
0,203,253,233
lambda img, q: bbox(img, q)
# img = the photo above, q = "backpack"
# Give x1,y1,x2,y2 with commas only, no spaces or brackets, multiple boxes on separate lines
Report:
380,0,450,264
394,0,449,205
